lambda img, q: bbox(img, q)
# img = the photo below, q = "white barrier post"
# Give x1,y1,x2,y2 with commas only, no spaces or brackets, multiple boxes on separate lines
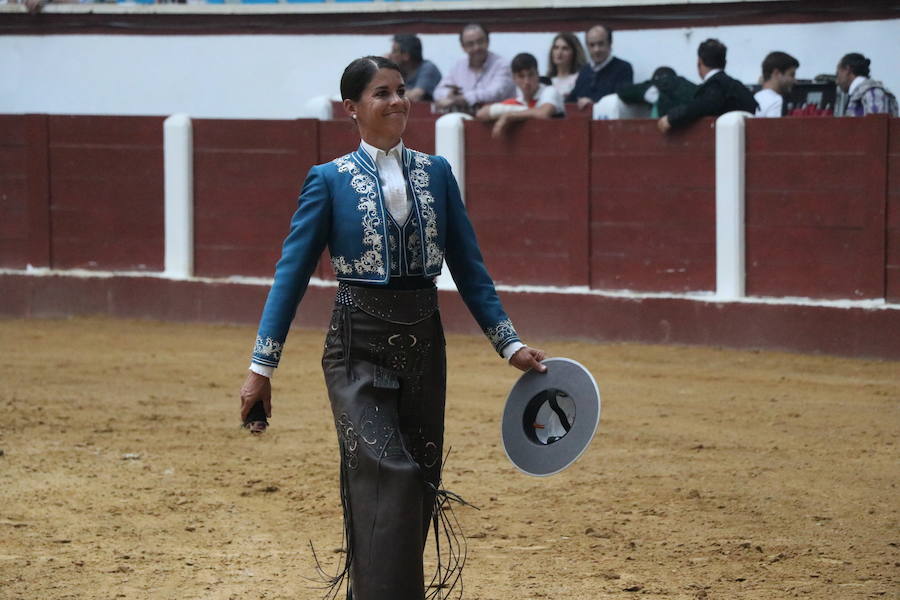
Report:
435,113,472,204
301,95,334,120
434,113,472,291
715,111,752,300
164,114,193,279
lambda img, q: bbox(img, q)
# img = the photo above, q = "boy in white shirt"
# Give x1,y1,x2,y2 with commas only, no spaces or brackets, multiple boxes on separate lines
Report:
476,52,565,138
755,51,799,117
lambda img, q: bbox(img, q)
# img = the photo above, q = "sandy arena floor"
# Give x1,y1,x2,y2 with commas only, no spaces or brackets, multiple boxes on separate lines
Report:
0,316,897,600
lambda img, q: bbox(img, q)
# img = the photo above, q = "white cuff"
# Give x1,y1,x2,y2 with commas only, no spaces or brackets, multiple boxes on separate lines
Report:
502,341,525,361
488,103,527,118
643,85,660,104
249,362,274,378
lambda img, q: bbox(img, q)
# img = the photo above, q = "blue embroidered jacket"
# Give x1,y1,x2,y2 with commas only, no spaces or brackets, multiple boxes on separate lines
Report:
252,145,520,368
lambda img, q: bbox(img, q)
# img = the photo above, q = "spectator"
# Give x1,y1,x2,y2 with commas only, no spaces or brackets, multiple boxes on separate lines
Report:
835,53,898,117
755,51,799,117
388,34,442,102
433,23,515,114
658,39,757,133
475,52,565,138
545,32,587,98
616,66,698,118
566,25,634,110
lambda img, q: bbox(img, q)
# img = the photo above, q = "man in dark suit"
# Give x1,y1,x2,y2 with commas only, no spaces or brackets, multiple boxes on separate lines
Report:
566,24,634,110
658,38,757,133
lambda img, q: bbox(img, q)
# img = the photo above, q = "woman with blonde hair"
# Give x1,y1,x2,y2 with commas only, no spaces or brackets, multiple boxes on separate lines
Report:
545,32,587,98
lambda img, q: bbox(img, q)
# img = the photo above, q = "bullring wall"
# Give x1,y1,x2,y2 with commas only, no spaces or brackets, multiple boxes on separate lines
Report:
1,113,898,358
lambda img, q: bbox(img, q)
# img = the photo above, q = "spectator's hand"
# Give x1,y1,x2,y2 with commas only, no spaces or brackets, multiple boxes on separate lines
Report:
491,113,512,138
240,371,272,422
657,115,672,134
25,0,46,13
509,346,548,373
474,104,493,120
435,92,467,113
576,97,594,111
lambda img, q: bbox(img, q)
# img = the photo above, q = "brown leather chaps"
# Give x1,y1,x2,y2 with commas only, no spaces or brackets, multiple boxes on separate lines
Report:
320,283,451,600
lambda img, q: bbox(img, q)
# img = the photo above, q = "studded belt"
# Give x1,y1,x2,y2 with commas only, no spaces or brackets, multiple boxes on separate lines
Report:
336,281,438,325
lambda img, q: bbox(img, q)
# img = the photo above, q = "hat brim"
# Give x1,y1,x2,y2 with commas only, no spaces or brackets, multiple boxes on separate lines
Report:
501,357,601,477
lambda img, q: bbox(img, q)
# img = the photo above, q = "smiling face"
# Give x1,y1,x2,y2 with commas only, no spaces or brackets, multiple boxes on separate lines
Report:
461,26,489,69
343,68,409,149
773,66,798,94
551,36,574,73
586,26,611,65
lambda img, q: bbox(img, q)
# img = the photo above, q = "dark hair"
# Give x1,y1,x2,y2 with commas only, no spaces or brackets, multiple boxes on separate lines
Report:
511,52,538,74
585,24,612,46
698,38,727,69
340,56,402,102
459,23,488,43
651,66,676,81
393,34,423,64
761,51,799,80
545,32,587,78
839,52,871,77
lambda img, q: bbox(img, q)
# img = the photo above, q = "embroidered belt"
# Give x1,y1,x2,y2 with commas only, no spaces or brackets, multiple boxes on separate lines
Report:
337,282,438,325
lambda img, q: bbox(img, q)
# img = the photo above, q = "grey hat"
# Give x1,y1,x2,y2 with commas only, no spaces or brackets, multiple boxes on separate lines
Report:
501,357,601,476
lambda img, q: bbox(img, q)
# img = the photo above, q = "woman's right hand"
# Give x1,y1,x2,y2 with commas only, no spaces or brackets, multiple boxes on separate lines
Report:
240,371,272,422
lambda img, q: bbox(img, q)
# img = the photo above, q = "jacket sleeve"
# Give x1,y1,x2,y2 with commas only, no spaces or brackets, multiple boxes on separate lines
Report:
617,80,652,104
613,61,635,92
565,68,589,103
252,165,332,368
667,79,726,129
432,65,459,102
440,157,521,356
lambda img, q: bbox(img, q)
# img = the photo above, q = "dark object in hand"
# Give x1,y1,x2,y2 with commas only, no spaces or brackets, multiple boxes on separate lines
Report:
243,401,268,434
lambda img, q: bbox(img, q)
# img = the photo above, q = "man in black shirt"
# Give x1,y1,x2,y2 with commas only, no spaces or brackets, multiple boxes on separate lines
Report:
658,38,757,133
566,24,634,110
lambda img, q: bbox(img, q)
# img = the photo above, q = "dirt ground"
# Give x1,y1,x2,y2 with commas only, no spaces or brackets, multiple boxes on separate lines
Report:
0,316,897,600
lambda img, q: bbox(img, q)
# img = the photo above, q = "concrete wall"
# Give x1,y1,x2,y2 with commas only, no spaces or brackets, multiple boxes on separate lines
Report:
2,19,899,119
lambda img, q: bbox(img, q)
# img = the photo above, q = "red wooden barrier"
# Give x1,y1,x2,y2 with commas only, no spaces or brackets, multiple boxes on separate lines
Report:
47,115,165,271
0,115,29,268
464,118,591,287
745,115,888,299
192,118,319,278
590,118,716,292
887,119,900,302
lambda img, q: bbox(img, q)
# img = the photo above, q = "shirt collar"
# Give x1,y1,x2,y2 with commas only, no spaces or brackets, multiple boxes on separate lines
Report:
591,54,614,72
848,75,867,96
516,83,546,105
702,69,722,83
360,139,404,163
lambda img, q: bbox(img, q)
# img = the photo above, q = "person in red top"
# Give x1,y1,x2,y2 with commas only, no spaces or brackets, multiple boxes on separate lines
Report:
475,52,565,138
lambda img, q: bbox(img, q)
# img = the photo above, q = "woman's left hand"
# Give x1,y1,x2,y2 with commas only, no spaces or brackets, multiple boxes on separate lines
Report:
509,346,548,373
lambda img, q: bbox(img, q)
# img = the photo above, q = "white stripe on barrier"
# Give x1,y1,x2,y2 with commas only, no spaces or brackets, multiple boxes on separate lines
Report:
4,267,897,311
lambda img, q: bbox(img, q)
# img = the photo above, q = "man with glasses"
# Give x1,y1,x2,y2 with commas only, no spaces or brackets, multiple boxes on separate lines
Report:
433,23,515,114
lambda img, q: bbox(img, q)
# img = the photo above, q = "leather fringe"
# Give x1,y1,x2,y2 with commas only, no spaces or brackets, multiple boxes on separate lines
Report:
425,450,478,600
